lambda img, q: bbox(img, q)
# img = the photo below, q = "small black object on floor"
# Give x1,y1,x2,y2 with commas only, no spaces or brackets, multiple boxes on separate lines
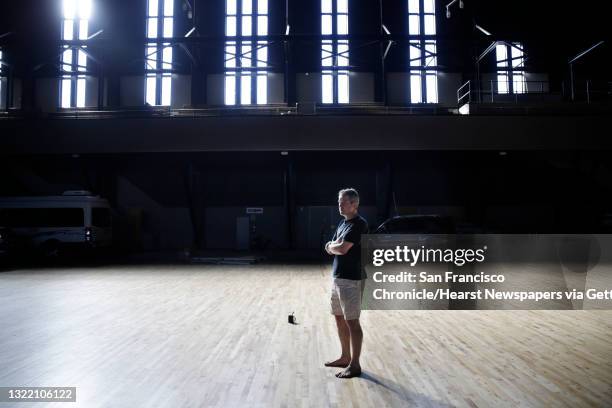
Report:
288,312,297,324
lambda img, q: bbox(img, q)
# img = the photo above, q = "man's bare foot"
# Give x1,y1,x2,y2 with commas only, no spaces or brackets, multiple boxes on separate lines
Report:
324,357,351,367
336,364,361,378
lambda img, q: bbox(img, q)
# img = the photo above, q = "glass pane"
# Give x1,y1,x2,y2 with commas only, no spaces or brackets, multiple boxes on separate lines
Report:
496,43,507,66
63,20,74,40
321,41,333,67
164,0,174,16
241,44,252,67
146,45,157,69
161,75,172,106
511,43,524,68
62,49,73,71
147,18,158,38
426,73,438,103
257,42,267,67
242,16,252,36
148,0,159,17
162,45,172,69
337,41,349,66
79,0,92,19
424,15,436,35
241,73,251,104
410,73,422,103
337,0,348,13
258,0,268,14
227,0,237,15
423,0,435,14
78,49,87,72
61,78,72,108
243,0,252,15
226,16,236,36
322,15,332,35
257,16,268,35
76,76,86,107
79,19,89,40
321,0,332,14
163,17,173,38
146,75,157,105
322,73,333,103
409,42,420,66
257,73,267,104
409,15,420,35
337,15,348,35
497,74,508,94
64,0,76,19
425,41,436,66
225,44,236,68
225,74,236,105
161,74,171,105
338,71,349,103
408,0,420,13
513,73,525,94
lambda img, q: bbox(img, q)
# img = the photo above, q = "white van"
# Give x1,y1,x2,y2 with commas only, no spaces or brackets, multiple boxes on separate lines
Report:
0,191,112,256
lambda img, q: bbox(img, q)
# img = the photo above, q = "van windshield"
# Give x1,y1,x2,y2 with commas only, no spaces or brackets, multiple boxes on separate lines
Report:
0,208,84,228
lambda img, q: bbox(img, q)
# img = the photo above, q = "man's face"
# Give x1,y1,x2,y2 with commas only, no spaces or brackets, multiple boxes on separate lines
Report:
338,194,357,216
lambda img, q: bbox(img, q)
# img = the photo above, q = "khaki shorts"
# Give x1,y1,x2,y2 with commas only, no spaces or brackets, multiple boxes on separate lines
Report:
330,278,365,321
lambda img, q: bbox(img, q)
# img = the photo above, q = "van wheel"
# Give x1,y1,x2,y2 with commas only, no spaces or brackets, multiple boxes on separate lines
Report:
41,240,61,258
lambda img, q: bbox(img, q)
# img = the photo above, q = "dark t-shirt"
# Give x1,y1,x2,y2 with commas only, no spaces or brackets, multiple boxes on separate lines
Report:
331,214,369,280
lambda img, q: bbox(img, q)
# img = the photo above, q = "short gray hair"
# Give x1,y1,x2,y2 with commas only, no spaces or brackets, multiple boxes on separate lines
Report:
338,188,359,204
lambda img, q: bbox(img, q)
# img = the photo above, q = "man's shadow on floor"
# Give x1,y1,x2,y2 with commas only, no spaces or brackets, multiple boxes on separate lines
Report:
359,371,456,408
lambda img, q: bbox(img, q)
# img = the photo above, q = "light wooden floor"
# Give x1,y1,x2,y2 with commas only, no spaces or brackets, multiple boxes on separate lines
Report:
0,264,611,408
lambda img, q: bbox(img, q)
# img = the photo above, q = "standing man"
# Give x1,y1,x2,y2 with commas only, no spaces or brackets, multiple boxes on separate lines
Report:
324,188,368,378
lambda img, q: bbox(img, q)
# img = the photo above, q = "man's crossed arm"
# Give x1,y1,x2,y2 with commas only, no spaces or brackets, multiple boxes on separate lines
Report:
325,239,354,256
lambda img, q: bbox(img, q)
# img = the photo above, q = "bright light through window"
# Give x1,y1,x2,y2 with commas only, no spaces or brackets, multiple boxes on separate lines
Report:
60,0,93,108
64,0,76,19
408,0,420,13
164,0,174,16
257,42,267,67
322,73,333,103
161,74,172,105
496,42,525,94
321,0,350,103
146,74,157,105
145,0,174,106
258,0,268,14
410,73,422,103
242,16,252,36
225,74,236,105
225,0,268,105
426,73,438,103
79,0,92,19
76,77,86,107
243,0,252,14
257,73,267,104
408,0,438,104
240,73,251,105
61,77,72,108
338,72,349,103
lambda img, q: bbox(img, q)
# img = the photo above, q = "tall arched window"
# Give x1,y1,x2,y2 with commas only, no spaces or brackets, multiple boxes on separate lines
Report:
60,0,92,108
321,0,349,104
496,42,525,94
225,0,269,105
408,0,438,103
145,0,174,106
